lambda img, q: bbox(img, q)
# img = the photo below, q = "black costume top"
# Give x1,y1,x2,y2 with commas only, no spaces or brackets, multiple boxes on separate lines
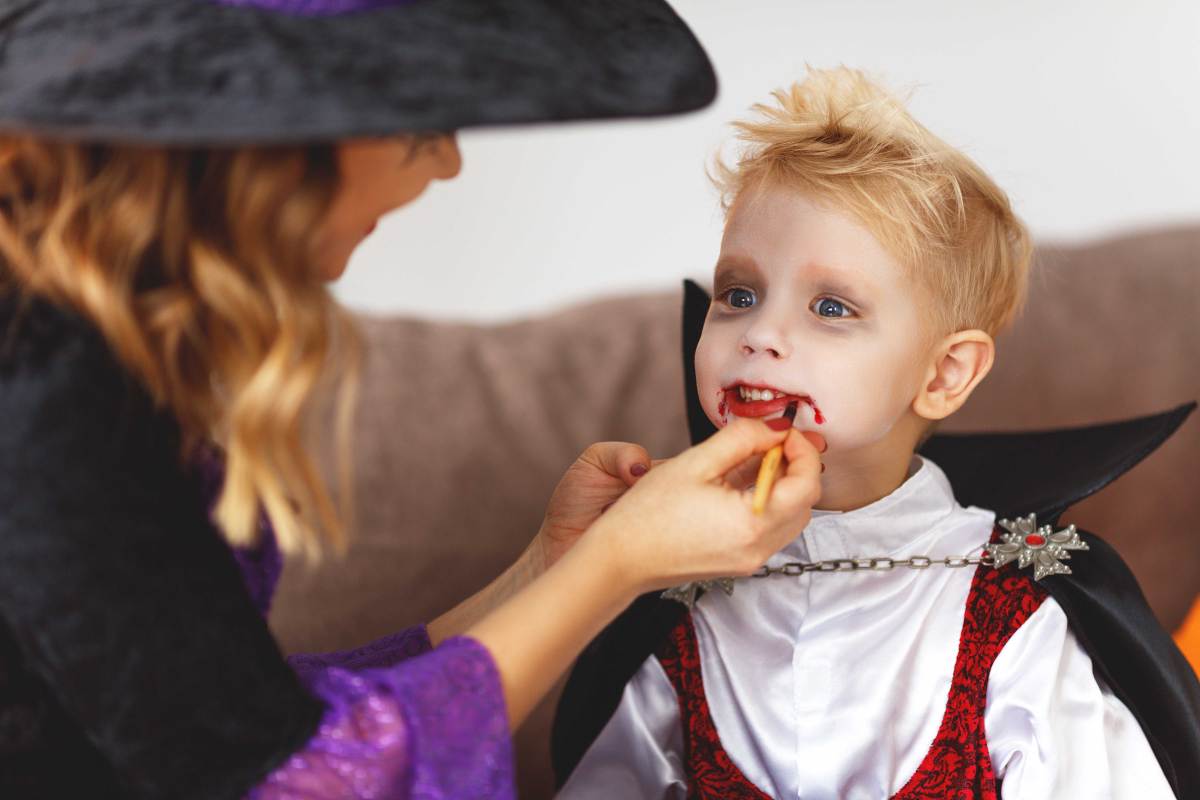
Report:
0,294,324,798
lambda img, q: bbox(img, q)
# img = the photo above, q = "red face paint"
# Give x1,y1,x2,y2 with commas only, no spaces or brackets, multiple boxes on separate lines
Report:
721,386,826,425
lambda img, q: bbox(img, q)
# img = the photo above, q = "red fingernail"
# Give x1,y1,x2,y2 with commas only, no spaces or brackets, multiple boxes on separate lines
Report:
765,418,792,432
631,463,648,477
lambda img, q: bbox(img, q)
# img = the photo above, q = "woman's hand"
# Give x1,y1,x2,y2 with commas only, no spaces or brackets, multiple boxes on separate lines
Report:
532,442,659,575
585,416,826,595
465,416,824,729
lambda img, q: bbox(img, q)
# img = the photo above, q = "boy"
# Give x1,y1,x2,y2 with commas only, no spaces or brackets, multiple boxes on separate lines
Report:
553,68,1195,798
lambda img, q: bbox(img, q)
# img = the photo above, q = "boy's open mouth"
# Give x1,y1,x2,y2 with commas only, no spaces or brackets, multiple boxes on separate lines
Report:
723,383,807,417
721,383,825,424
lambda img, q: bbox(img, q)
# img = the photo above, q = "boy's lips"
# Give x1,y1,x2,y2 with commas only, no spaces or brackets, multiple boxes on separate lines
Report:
721,384,811,418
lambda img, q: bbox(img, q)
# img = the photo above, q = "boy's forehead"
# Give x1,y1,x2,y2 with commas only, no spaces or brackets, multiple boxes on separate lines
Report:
718,183,906,296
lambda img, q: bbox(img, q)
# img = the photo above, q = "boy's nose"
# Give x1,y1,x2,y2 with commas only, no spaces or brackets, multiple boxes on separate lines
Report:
741,342,787,358
740,327,791,359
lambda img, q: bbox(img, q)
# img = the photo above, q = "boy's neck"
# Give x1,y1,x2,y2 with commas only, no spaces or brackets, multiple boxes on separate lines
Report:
813,421,924,512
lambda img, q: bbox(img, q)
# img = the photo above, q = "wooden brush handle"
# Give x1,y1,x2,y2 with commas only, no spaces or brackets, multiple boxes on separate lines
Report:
751,444,785,515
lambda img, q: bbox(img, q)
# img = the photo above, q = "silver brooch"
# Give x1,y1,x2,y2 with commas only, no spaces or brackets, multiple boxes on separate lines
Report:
986,514,1089,581
660,578,735,610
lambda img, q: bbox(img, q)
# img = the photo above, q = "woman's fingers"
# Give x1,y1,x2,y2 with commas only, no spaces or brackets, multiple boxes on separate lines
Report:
757,430,823,527
699,425,824,491
679,416,789,482
798,430,827,455
580,441,653,487
722,453,765,491
781,429,826,467
584,425,826,592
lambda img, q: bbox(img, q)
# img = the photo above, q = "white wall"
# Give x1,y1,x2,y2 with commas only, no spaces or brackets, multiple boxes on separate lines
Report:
333,0,1200,321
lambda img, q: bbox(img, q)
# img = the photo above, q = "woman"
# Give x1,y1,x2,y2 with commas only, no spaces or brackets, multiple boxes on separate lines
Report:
0,1,825,797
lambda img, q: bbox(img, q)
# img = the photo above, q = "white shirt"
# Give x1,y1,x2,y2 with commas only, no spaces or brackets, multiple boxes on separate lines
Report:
558,456,1174,800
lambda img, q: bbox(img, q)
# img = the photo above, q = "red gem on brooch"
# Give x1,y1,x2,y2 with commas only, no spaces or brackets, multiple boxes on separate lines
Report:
1024,534,1046,547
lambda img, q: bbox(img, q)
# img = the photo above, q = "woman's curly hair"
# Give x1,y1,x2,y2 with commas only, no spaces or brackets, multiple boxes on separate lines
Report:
0,135,361,559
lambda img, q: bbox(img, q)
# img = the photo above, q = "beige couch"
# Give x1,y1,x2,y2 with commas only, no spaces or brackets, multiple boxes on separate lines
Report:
273,224,1199,798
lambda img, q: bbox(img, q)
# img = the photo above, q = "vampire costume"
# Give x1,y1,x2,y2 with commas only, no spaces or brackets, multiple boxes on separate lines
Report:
551,279,1200,799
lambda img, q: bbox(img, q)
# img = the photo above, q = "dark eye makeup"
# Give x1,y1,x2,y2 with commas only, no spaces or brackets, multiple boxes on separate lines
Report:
812,296,853,318
714,284,860,322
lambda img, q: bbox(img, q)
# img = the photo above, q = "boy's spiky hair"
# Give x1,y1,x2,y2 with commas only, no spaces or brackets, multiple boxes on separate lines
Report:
713,66,1033,337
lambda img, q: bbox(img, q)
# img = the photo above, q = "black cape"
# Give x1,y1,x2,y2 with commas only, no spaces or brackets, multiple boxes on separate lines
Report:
552,279,1200,798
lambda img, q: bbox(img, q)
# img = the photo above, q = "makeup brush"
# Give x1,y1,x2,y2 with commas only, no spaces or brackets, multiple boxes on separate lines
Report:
752,400,799,515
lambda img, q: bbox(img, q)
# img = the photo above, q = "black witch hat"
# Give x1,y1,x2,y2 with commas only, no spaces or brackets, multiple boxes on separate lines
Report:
0,0,717,143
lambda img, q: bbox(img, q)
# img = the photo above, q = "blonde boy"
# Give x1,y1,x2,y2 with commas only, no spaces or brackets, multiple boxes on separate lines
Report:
556,68,1178,799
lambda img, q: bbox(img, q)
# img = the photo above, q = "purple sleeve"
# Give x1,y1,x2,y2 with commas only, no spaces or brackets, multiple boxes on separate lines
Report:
288,626,434,673
247,635,515,800
191,449,514,797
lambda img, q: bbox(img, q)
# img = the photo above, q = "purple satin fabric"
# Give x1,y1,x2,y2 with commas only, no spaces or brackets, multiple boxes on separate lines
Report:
213,0,420,16
251,636,512,799
191,449,516,799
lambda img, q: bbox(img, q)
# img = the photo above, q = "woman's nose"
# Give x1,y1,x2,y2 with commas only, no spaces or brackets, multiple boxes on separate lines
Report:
434,133,462,179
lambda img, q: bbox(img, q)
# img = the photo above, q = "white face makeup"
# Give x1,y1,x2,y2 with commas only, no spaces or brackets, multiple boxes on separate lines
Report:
694,182,937,455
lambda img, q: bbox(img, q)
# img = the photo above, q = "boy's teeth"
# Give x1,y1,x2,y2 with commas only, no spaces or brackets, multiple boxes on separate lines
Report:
737,386,783,401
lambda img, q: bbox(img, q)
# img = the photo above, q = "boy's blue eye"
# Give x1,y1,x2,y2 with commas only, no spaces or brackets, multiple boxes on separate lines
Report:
814,297,851,318
726,288,756,309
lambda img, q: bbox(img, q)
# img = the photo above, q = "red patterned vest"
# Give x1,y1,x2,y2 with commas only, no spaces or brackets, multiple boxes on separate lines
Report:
654,527,1049,800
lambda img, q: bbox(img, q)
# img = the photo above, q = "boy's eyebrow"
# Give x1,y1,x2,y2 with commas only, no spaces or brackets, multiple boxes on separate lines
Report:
713,255,762,285
802,262,876,309
714,255,878,311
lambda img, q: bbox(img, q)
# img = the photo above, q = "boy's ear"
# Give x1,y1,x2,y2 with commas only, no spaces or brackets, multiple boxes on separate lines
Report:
912,330,995,421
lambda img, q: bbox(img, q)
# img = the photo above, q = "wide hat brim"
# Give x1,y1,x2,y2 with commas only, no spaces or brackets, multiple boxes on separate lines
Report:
0,0,718,144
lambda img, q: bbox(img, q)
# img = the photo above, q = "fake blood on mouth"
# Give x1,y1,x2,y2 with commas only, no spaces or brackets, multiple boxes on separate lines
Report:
724,387,825,425
718,392,732,426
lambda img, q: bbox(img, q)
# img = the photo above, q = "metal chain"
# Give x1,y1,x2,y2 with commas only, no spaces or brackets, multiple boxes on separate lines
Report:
661,545,1002,609
748,547,994,578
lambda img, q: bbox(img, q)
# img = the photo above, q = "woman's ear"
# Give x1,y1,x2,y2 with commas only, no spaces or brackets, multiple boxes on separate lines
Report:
913,330,994,421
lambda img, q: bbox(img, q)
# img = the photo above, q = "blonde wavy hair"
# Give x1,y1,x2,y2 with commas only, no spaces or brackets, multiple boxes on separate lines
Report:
713,66,1033,337
0,135,360,560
